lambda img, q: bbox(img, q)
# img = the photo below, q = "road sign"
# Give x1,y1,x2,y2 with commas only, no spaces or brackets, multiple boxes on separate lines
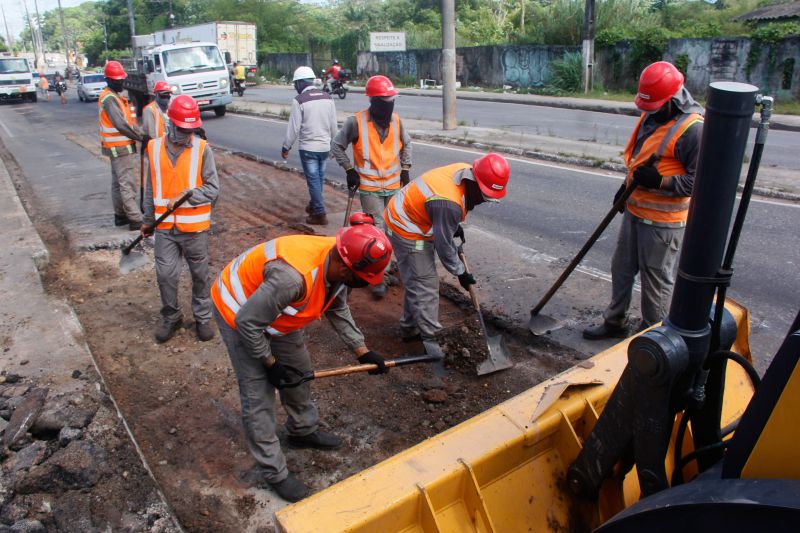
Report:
369,32,406,52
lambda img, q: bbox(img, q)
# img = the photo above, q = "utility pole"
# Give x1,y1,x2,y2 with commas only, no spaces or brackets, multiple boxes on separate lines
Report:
126,0,136,50
1,4,14,50
168,0,175,28
441,0,456,130
21,0,39,66
56,0,70,75
581,0,595,93
32,0,45,59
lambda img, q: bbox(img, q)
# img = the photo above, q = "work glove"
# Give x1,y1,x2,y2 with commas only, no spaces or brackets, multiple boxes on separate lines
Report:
458,271,476,292
266,360,292,389
358,350,389,375
613,183,627,214
141,135,152,149
453,224,465,243
346,168,361,190
140,224,154,238
281,147,289,160
400,169,410,186
633,165,663,189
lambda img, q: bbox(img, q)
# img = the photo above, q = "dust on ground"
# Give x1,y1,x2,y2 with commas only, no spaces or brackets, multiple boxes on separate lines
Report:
31,150,584,531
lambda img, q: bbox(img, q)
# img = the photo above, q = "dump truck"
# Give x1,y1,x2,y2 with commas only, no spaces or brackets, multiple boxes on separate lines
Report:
0,55,36,103
151,21,257,76
274,84,800,532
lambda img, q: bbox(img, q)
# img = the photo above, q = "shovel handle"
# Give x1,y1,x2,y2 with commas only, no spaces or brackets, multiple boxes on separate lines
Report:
122,190,193,255
457,248,481,310
342,186,357,227
281,354,441,388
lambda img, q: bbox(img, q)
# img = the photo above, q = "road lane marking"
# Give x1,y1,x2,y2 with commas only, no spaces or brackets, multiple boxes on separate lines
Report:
0,118,14,138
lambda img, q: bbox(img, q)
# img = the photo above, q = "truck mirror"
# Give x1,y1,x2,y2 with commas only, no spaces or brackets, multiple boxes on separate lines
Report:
224,51,232,65
146,59,155,74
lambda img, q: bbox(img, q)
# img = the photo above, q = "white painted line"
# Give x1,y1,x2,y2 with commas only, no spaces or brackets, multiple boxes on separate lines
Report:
0,118,14,138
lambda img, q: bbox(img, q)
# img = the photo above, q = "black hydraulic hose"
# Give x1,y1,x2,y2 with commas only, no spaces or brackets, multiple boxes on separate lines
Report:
675,440,731,477
710,96,773,352
706,349,762,389
671,411,692,486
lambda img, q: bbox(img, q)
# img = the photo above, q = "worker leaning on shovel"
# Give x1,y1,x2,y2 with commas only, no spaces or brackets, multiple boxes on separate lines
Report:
383,153,511,350
141,95,219,344
210,224,393,503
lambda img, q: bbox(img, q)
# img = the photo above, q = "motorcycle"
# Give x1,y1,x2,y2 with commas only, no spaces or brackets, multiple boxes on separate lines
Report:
233,77,246,97
322,69,349,100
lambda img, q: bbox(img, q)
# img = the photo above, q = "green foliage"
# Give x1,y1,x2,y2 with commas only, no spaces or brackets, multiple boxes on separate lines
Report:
629,26,672,76
550,51,583,91
674,53,689,76
745,22,800,82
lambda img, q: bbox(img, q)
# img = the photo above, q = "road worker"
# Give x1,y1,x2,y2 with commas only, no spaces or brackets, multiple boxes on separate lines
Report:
281,66,338,225
141,95,219,343
383,154,510,346
331,74,412,299
583,61,704,340
141,80,171,139
99,60,148,230
211,224,392,503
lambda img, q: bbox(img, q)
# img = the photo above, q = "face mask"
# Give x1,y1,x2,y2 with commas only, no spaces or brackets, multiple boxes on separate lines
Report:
294,79,312,94
344,276,369,289
107,79,124,93
168,123,194,147
369,98,394,128
464,178,486,211
649,101,675,124
155,93,171,111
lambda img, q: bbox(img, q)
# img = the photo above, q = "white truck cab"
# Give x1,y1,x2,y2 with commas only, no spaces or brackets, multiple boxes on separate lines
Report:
0,56,37,103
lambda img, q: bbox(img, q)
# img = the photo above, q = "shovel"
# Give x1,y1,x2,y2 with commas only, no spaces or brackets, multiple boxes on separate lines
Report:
457,242,514,376
119,190,193,274
277,354,443,388
528,170,645,335
342,186,357,227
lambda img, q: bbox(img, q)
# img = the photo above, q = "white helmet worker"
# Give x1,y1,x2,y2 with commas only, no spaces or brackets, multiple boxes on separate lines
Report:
292,66,316,82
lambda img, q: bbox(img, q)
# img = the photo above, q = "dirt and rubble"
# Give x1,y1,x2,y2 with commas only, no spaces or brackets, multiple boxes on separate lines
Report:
8,146,587,531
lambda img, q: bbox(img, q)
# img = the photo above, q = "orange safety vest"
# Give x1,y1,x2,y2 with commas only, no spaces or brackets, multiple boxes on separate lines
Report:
353,110,402,193
384,162,470,241
98,88,136,154
148,136,212,233
211,236,342,334
143,100,167,138
623,112,704,227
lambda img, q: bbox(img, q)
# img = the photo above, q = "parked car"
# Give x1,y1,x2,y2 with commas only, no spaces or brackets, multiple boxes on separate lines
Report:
77,72,106,102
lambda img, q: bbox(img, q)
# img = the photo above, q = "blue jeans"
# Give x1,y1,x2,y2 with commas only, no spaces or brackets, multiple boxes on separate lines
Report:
299,150,328,216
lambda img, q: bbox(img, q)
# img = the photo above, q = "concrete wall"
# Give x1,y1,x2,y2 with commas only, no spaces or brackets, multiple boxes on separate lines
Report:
262,53,312,78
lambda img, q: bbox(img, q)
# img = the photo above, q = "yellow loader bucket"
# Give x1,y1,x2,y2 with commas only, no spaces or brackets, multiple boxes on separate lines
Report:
276,300,754,532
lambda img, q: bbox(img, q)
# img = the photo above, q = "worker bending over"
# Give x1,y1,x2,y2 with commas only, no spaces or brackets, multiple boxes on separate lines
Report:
99,61,148,230
211,225,393,503
142,96,219,343
142,80,171,139
384,154,510,347
331,75,412,299
583,61,704,340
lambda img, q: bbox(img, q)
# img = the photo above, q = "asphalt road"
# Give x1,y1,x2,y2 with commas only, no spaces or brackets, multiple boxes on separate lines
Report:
1,90,798,370
246,86,800,171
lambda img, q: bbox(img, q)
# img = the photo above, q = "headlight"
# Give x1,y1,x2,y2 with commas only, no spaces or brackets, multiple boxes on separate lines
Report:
170,85,179,94
220,78,228,88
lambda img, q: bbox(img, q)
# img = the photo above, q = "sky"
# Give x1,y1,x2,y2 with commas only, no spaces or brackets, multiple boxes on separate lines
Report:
2,0,88,43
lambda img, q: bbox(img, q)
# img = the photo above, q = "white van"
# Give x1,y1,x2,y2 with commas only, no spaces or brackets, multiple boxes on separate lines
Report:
77,72,107,102
0,56,36,103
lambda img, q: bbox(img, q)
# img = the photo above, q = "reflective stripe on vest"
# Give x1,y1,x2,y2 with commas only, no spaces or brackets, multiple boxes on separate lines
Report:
384,163,469,241
623,112,703,227
98,89,136,150
353,111,402,192
149,136,211,232
210,236,339,335
145,101,167,138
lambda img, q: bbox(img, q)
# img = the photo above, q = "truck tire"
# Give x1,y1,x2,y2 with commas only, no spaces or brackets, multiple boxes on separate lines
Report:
214,106,226,117
29,92,37,103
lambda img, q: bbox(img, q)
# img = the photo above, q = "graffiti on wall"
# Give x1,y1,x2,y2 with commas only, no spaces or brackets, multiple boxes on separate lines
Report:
501,48,551,88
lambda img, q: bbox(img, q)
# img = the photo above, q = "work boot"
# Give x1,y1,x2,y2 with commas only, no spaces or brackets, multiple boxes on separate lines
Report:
129,221,142,231
114,214,130,227
401,326,422,343
371,282,387,299
305,213,328,225
582,321,628,340
196,321,215,342
384,273,399,287
305,204,313,215
155,318,183,343
288,430,342,450
268,473,309,502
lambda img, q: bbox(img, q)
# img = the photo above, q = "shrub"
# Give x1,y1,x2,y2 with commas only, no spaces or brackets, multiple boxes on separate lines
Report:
550,51,583,92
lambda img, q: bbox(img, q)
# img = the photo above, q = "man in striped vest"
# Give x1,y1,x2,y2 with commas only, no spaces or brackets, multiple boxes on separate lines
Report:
384,153,510,346
141,96,219,343
583,61,704,340
141,80,171,139
99,60,148,230
331,75,412,299
210,225,392,502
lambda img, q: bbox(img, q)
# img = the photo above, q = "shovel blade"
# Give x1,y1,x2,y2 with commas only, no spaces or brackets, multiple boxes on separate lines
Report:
476,334,514,376
119,250,150,275
423,340,446,377
528,313,563,336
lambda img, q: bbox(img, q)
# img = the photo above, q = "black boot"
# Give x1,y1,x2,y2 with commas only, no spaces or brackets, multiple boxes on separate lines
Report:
288,430,342,450
114,214,130,227
155,318,182,343
371,282,387,299
268,473,309,503
196,321,215,342
582,321,628,340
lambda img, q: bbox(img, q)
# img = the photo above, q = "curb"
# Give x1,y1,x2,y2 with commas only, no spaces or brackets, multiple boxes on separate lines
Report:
227,106,800,203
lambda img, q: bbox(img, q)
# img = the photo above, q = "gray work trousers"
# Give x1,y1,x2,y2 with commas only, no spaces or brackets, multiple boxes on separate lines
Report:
603,212,683,329
155,231,212,324
389,233,441,340
214,308,319,483
110,153,142,223
359,192,393,275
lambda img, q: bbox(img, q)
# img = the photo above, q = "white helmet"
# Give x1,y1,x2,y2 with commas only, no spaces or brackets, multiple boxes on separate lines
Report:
292,66,315,82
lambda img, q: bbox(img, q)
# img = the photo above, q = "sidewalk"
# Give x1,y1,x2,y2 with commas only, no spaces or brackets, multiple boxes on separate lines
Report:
229,96,800,201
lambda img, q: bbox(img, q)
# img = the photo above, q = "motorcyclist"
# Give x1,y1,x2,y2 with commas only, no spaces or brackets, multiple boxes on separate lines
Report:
324,59,343,93
53,71,67,104
233,62,246,93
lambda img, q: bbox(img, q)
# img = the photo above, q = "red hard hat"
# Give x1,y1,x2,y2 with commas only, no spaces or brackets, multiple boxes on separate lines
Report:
471,153,510,200
104,60,127,80
635,61,684,112
348,212,375,226
365,75,398,97
153,80,171,93
336,224,393,285
168,95,202,129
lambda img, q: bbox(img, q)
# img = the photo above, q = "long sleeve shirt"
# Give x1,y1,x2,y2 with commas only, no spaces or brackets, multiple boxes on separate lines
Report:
141,103,168,139
233,257,366,360
425,199,466,276
331,112,413,178
101,91,144,157
142,138,220,231
282,87,338,153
